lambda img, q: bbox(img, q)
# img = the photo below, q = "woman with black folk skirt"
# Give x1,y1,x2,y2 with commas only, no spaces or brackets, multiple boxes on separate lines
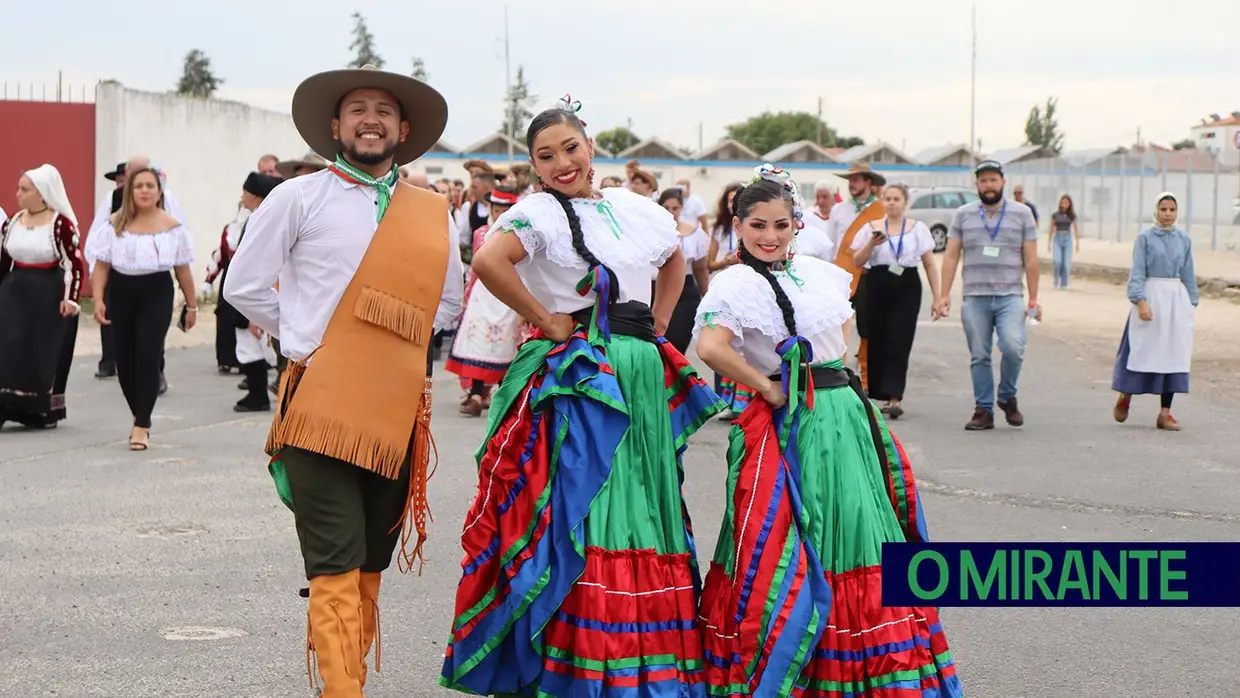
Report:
850,183,942,418
86,167,198,450
658,187,711,354
0,164,84,429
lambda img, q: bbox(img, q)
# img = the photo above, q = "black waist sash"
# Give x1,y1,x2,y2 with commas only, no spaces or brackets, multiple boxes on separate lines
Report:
767,364,852,392
570,300,658,343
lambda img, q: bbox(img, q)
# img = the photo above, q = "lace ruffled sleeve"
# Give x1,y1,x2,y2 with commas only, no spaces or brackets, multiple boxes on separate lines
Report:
170,225,195,266
85,218,114,265
487,193,559,257
607,188,680,267
692,265,749,348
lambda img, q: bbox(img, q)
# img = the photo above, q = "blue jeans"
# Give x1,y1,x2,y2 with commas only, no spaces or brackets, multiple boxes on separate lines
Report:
1052,234,1073,287
961,295,1026,412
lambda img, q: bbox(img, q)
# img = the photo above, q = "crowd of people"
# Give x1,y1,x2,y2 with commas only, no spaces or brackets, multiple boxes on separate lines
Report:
0,61,1203,697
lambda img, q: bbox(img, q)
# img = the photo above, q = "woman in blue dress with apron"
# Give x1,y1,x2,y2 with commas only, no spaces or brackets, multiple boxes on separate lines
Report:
1112,192,1198,430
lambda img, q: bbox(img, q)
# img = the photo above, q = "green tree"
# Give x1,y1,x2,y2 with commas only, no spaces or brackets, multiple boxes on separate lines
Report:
500,65,536,139
1023,97,1065,153
348,12,384,68
410,57,428,81
175,50,223,98
1171,138,1196,150
725,111,862,155
595,127,640,154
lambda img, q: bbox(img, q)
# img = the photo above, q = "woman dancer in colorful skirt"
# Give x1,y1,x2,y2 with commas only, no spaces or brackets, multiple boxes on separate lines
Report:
440,96,724,697
446,184,532,416
693,164,963,697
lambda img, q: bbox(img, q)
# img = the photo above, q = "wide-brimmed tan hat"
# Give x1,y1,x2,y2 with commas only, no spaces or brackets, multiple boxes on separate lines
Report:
462,159,494,176
275,150,330,179
291,64,448,165
835,164,887,187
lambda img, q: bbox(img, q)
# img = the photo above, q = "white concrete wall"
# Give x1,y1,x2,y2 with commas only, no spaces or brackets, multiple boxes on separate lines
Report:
94,83,308,279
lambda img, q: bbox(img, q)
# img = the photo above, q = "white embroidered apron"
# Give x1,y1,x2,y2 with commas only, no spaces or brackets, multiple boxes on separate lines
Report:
451,282,522,366
1126,278,1194,374
235,327,277,366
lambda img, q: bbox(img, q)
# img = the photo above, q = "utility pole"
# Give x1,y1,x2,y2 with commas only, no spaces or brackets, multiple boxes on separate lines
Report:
817,96,823,146
698,122,704,153
969,1,977,166
504,0,513,166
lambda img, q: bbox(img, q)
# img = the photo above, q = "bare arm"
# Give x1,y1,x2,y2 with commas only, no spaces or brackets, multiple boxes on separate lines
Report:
920,250,942,307
692,256,710,294
1022,240,1040,309
471,232,557,333
939,237,962,301
173,264,197,308
653,248,686,334
696,324,777,400
91,261,112,324
852,230,882,267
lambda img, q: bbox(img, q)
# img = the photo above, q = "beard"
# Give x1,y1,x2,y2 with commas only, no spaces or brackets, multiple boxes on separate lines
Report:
978,187,1004,205
343,139,398,166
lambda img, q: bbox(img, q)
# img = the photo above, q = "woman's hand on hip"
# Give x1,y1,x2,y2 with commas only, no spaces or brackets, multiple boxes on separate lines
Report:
541,313,576,343
758,377,787,409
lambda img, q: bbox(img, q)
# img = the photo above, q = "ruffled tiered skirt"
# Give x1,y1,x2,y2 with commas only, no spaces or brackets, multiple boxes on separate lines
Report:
698,361,963,697
441,328,724,696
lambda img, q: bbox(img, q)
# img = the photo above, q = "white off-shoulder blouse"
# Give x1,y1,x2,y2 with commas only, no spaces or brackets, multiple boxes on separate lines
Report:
487,187,679,314
693,255,855,377
85,220,194,276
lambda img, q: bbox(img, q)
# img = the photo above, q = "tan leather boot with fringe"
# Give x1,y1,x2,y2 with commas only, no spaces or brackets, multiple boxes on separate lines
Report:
306,569,364,697
358,571,383,687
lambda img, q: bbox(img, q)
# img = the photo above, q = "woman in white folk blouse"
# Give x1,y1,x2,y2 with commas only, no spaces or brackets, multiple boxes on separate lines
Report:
850,183,943,418
0,165,84,429
86,167,198,450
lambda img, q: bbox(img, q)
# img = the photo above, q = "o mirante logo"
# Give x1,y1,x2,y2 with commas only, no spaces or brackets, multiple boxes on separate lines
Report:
881,543,1240,607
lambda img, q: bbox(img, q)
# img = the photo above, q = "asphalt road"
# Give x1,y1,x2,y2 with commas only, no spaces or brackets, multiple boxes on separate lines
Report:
2,312,1236,698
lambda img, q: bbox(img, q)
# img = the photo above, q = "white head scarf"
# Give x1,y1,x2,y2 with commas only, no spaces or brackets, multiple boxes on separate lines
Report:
24,164,78,228
1153,191,1178,231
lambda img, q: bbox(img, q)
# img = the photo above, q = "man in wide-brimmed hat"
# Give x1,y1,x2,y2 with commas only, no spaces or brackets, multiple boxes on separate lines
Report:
275,150,330,179
828,164,888,391
224,63,462,696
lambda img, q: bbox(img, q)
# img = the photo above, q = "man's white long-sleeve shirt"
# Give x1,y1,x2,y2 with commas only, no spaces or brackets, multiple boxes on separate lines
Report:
223,169,463,361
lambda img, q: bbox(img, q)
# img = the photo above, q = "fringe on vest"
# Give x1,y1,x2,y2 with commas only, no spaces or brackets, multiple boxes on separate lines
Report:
355,285,429,345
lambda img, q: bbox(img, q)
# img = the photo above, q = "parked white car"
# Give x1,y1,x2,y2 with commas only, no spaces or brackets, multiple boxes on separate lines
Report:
908,186,980,252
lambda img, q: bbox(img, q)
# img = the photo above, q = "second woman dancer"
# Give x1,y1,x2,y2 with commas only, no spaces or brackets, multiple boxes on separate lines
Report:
693,164,962,697
440,99,724,697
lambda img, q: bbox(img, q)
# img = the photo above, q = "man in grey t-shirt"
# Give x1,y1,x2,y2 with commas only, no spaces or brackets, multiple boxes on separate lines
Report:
935,160,1041,430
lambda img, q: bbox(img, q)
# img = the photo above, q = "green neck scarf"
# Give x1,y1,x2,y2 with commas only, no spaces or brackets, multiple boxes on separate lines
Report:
330,155,400,222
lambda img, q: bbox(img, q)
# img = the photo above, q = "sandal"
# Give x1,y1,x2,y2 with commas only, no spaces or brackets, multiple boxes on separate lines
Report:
129,427,150,451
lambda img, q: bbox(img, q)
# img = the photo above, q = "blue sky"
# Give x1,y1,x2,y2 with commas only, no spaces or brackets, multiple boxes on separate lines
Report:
4,0,1238,155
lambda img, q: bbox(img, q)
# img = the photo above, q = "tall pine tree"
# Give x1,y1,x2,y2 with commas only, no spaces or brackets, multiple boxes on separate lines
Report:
1023,97,1065,153
175,49,223,98
411,57,428,81
348,12,384,68
500,66,536,138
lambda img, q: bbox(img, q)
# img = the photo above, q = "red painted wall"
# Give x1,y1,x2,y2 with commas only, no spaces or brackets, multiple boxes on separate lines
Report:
0,101,96,231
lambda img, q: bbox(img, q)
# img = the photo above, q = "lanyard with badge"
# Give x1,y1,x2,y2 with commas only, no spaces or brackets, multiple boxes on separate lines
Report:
980,199,1006,258
885,218,907,275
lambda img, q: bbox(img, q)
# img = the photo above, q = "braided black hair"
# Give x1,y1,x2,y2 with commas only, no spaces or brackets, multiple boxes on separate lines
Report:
733,179,798,338
525,107,617,302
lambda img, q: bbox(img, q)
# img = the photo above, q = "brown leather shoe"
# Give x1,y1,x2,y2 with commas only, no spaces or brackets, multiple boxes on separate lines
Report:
965,407,994,431
1157,412,1181,431
1113,394,1131,423
997,398,1024,426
